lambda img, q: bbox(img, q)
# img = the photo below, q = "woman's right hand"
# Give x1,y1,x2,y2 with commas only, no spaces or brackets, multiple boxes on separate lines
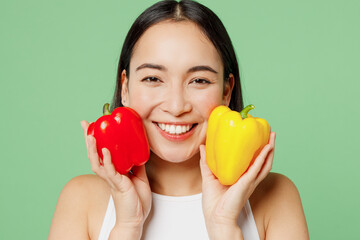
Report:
81,120,152,236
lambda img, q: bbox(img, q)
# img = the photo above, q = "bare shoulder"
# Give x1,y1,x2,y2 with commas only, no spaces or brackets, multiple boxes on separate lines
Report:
251,172,300,204
55,174,110,211
49,174,111,240
62,174,110,198
250,172,309,240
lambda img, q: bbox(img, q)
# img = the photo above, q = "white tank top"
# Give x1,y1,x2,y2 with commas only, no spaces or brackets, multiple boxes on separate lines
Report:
98,193,260,240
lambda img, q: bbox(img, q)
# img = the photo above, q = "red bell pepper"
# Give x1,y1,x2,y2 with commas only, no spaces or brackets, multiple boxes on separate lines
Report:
87,103,150,174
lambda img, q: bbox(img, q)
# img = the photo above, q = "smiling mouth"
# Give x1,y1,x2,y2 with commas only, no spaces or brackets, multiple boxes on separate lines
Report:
155,122,198,135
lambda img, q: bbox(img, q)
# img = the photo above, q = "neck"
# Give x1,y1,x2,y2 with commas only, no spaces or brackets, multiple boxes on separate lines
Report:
145,152,202,196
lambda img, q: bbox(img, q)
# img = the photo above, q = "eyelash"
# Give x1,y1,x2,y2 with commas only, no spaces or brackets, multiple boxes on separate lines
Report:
192,78,211,84
142,76,161,83
141,76,211,84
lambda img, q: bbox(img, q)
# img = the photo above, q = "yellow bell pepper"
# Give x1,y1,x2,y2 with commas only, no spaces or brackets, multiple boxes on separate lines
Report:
205,104,270,185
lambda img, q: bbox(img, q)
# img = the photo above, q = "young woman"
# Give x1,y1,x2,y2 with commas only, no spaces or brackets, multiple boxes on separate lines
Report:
49,1,309,239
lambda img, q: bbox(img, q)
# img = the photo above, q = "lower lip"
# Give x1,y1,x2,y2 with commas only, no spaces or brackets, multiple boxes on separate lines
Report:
155,123,197,142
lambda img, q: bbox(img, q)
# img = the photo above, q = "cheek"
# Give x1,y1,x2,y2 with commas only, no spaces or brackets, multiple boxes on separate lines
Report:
191,88,223,118
127,87,158,118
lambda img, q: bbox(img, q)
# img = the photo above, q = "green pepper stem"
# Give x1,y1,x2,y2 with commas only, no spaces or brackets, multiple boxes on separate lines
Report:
240,104,255,119
103,103,111,115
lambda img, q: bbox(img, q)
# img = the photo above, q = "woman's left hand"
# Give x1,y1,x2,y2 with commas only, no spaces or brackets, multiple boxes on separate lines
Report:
199,132,276,239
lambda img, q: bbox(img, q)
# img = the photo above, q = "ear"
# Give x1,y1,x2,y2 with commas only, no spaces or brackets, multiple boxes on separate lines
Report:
223,73,234,107
121,69,130,106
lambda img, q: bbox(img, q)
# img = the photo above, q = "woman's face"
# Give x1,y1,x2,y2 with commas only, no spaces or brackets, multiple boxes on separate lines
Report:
121,20,233,163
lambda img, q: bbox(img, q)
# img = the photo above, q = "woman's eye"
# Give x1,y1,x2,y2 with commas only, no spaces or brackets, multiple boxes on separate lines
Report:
191,78,211,84
142,76,161,83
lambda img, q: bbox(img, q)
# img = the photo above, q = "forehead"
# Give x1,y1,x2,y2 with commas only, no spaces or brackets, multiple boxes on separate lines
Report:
130,20,223,74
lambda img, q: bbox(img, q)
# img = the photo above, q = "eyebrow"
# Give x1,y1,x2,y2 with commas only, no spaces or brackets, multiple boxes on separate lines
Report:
135,63,218,74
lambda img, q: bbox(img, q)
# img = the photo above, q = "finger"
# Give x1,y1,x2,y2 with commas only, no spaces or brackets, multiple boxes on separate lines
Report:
199,145,217,182
101,148,119,189
250,132,276,174
101,148,132,189
231,132,276,188
245,144,273,182
225,148,274,213
255,148,274,185
87,135,102,173
81,120,89,132
102,148,136,196
81,120,90,145
258,132,276,174
255,133,276,183
131,165,149,185
269,131,276,146
132,165,152,212
102,148,117,177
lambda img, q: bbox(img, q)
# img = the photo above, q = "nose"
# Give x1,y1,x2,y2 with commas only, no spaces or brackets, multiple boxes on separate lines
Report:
161,85,192,117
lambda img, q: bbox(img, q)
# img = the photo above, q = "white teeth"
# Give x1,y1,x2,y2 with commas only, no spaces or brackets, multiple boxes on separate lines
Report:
182,125,186,132
169,125,176,134
175,125,182,134
157,123,194,135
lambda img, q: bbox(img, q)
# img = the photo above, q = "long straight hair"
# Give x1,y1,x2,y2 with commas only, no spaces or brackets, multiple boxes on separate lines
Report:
111,0,243,112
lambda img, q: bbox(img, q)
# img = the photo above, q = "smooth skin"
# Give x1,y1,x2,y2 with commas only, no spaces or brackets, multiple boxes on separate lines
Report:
49,20,309,239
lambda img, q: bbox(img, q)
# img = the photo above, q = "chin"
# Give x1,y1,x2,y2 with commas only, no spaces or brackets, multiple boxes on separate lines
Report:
151,148,198,164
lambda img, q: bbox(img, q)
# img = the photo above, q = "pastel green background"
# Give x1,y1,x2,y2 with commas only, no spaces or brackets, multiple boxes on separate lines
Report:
1,0,359,239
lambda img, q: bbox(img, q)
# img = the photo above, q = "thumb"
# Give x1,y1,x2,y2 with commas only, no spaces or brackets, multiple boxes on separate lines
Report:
199,144,216,182
131,164,149,185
